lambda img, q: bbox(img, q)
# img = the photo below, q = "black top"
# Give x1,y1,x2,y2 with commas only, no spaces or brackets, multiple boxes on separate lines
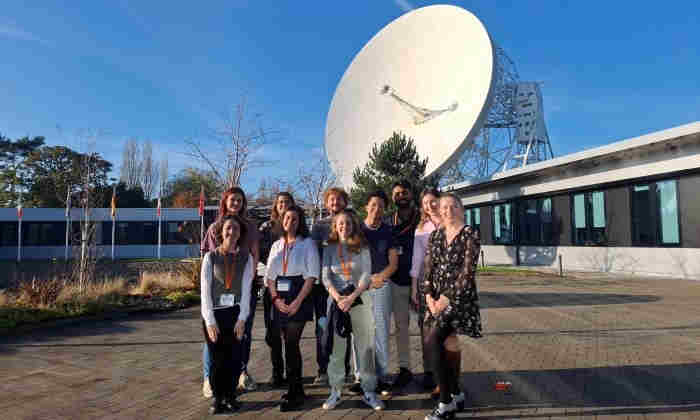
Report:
386,208,420,286
361,222,395,275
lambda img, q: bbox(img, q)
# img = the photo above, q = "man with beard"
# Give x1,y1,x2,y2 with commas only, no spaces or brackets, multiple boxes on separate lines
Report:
385,179,420,390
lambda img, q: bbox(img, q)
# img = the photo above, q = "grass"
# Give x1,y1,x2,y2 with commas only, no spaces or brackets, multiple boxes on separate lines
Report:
477,265,540,275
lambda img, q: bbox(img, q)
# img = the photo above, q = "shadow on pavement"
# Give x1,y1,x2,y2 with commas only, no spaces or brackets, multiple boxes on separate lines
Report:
480,292,660,308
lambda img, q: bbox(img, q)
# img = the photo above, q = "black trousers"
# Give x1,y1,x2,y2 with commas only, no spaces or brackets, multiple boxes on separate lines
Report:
425,322,458,403
268,317,307,391
202,305,242,400
312,283,330,375
264,289,285,377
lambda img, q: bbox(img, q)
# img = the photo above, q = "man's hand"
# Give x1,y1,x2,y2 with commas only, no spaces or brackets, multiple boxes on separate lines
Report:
370,274,385,289
206,325,220,342
287,299,302,316
338,295,356,312
234,320,245,340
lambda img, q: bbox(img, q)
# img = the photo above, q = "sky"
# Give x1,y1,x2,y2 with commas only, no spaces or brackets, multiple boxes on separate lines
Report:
2,0,699,195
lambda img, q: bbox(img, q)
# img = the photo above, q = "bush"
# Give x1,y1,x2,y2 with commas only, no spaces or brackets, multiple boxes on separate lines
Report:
175,258,203,291
134,271,191,295
165,290,200,306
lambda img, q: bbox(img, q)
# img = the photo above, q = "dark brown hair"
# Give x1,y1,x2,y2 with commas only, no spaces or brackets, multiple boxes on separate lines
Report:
282,205,310,239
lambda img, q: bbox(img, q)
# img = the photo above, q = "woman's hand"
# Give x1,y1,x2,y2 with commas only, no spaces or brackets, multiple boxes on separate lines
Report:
287,298,302,316
370,274,385,289
433,295,450,315
234,320,245,340
338,294,356,313
426,294,436,316
273,295,289,313
206,325,220,342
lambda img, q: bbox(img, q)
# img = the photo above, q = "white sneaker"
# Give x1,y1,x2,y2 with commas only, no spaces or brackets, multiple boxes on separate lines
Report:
452,392,465,411
424,400,457,420
238,371,258,391
362,391,385,411
202,378,212,398
322,388,342,410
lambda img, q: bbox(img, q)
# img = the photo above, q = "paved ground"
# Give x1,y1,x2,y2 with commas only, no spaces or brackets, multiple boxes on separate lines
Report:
2,271,700,419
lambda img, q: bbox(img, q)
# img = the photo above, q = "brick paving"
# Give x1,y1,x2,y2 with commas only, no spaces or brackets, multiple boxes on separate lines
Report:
2,272,700,419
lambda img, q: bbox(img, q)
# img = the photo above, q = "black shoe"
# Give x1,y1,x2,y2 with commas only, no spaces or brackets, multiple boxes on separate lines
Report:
348,381,363,394
270,374,287,389
377,380,392,396
423,372,436,390
393,368,413,389
280,391,305,412
222,398,241,412
209,398,224,415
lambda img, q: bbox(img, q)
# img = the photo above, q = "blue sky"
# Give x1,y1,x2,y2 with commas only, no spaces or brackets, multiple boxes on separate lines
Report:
2,1,699,194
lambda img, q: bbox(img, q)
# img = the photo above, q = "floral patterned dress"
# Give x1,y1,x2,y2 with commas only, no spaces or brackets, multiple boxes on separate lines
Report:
422,225,482,337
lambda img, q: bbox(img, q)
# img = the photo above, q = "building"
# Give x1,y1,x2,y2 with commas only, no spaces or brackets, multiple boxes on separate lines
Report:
445,122,700,279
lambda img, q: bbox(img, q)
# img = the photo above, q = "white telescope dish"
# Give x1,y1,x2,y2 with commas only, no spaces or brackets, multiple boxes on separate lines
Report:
325,4,495,188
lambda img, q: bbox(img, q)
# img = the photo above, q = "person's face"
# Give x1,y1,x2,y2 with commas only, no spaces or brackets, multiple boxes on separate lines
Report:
335,214,353,241
282,210,299,237
276,195,292,216
440,196,463,225
326,193,346,214
226,193,245,214
365,197,385,222
392,185,413,208
422,193,439,217
222,219,241,248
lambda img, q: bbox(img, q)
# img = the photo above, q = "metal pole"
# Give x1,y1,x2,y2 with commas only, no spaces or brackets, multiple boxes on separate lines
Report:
559,255,563,277
157,210,162,259
65,214,70,260
200,214,204,257
17,218,22,263
481,249,485,268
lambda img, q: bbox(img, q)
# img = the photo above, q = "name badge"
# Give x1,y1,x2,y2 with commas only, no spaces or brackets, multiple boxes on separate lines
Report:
277,278,291,293
219,294,236,307
396,246,403,256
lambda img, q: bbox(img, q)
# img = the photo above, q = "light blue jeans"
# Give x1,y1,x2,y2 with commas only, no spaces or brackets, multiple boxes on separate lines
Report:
369,283,392,381
328,294,377,393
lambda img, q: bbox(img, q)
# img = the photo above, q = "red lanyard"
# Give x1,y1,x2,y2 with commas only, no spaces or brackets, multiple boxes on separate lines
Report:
337,244,351,281
224,252,233,290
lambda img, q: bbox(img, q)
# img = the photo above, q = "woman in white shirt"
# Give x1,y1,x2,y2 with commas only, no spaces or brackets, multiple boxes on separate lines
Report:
200,214,254,415
265,205,320,411
409,188,441,392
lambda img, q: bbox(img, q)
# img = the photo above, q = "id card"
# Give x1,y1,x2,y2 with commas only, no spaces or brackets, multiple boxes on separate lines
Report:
219,294,236,307
277,278,291,293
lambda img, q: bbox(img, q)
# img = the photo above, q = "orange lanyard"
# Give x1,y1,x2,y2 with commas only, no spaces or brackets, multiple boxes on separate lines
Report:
337,244,351,281
282,239,292,275
224,252,233,290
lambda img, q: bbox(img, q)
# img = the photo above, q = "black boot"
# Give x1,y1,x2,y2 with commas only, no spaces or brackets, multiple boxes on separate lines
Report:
280,384,305,412
209,398,224,415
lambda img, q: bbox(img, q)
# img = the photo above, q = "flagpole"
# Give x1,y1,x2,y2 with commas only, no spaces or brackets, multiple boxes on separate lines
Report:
157,197,162,260
17,193,22,263
200,213,204,257
111,185,116,261
111,214,115,261
65,186,71,260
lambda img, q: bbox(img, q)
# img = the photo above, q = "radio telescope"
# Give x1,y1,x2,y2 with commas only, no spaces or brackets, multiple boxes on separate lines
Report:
325,4,554,188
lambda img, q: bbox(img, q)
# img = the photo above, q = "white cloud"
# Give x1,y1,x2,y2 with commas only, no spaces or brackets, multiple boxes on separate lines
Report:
393,0,415,13
0,23,52,46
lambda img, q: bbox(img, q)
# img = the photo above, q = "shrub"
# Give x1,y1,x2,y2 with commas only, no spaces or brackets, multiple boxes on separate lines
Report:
134,271,191,295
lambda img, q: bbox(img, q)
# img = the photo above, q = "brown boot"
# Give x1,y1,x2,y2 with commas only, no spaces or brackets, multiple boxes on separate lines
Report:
430,384,440,401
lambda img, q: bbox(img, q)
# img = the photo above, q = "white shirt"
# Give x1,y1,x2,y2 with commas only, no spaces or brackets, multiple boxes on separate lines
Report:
200,252,254,328
265,237,320,285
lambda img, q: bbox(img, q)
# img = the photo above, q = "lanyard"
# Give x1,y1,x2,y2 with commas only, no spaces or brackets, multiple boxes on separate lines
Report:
224,252,233,290
282,238,294,275
394,211,415,236
337,244,351,281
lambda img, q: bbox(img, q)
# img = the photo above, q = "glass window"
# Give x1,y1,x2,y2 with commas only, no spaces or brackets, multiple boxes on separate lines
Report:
572,191,607,245
518,197,554,245
493,203,513,244
631,180,680,246
464,207,480,232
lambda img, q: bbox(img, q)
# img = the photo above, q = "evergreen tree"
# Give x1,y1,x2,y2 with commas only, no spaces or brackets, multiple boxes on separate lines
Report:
350,131,440,214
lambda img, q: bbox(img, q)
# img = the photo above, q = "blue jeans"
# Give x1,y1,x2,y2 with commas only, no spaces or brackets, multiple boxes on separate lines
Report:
369,283,392,381
203,285,259,379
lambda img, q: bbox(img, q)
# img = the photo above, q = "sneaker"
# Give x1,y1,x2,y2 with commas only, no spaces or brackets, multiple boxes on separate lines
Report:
314,373,329,386
424,401,456,420
348,380,363,394
393,367,413,389
238,371,258,391
452,392,466,411
362,391,385,411
202,378,213,398
376,380,392,396
322,388,342,410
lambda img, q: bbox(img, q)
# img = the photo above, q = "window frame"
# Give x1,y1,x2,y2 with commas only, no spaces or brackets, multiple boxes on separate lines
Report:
464,207,481,233
517,196,555,246
492,201,515,245
570,190,608,246
630,179,682,247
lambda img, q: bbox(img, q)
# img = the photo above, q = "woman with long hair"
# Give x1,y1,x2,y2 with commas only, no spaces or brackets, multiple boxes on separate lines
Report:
201,187,261,397
422,193,482,420
265,205,319,411
200,214,254,414
321,210,385,412
259,192,295,387
410,188,442,391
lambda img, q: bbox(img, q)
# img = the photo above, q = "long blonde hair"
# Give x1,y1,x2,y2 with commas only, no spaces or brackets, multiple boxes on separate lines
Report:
417,188,440,231
326,210,367,254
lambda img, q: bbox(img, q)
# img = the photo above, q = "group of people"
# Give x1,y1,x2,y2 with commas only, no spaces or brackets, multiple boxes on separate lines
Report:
199,181,482,420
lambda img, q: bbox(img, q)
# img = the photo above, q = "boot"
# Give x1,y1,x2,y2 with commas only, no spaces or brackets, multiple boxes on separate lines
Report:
280,382,305,412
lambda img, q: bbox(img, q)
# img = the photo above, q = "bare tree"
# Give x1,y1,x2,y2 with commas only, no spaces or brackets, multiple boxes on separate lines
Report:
140,140,158,199
296,146,338,224
185,96,280,189
120,139,141,189
158,155,169,198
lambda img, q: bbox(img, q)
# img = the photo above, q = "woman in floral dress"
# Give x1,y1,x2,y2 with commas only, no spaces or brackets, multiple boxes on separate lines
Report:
422,193,482,420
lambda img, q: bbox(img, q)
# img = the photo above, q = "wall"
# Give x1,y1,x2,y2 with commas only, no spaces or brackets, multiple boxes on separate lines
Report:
0,244,200,260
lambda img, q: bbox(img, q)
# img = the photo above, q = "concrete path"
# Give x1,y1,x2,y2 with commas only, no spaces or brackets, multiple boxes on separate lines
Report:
2,272,700,419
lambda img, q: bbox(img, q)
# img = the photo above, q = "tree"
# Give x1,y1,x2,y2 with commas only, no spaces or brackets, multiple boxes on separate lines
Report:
23,145,112,207
296,146,337,223
0,135,45,206
163,167,221,208
119,139,159,199
350,131,440,213
93,182,150,208
185,96,281,189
